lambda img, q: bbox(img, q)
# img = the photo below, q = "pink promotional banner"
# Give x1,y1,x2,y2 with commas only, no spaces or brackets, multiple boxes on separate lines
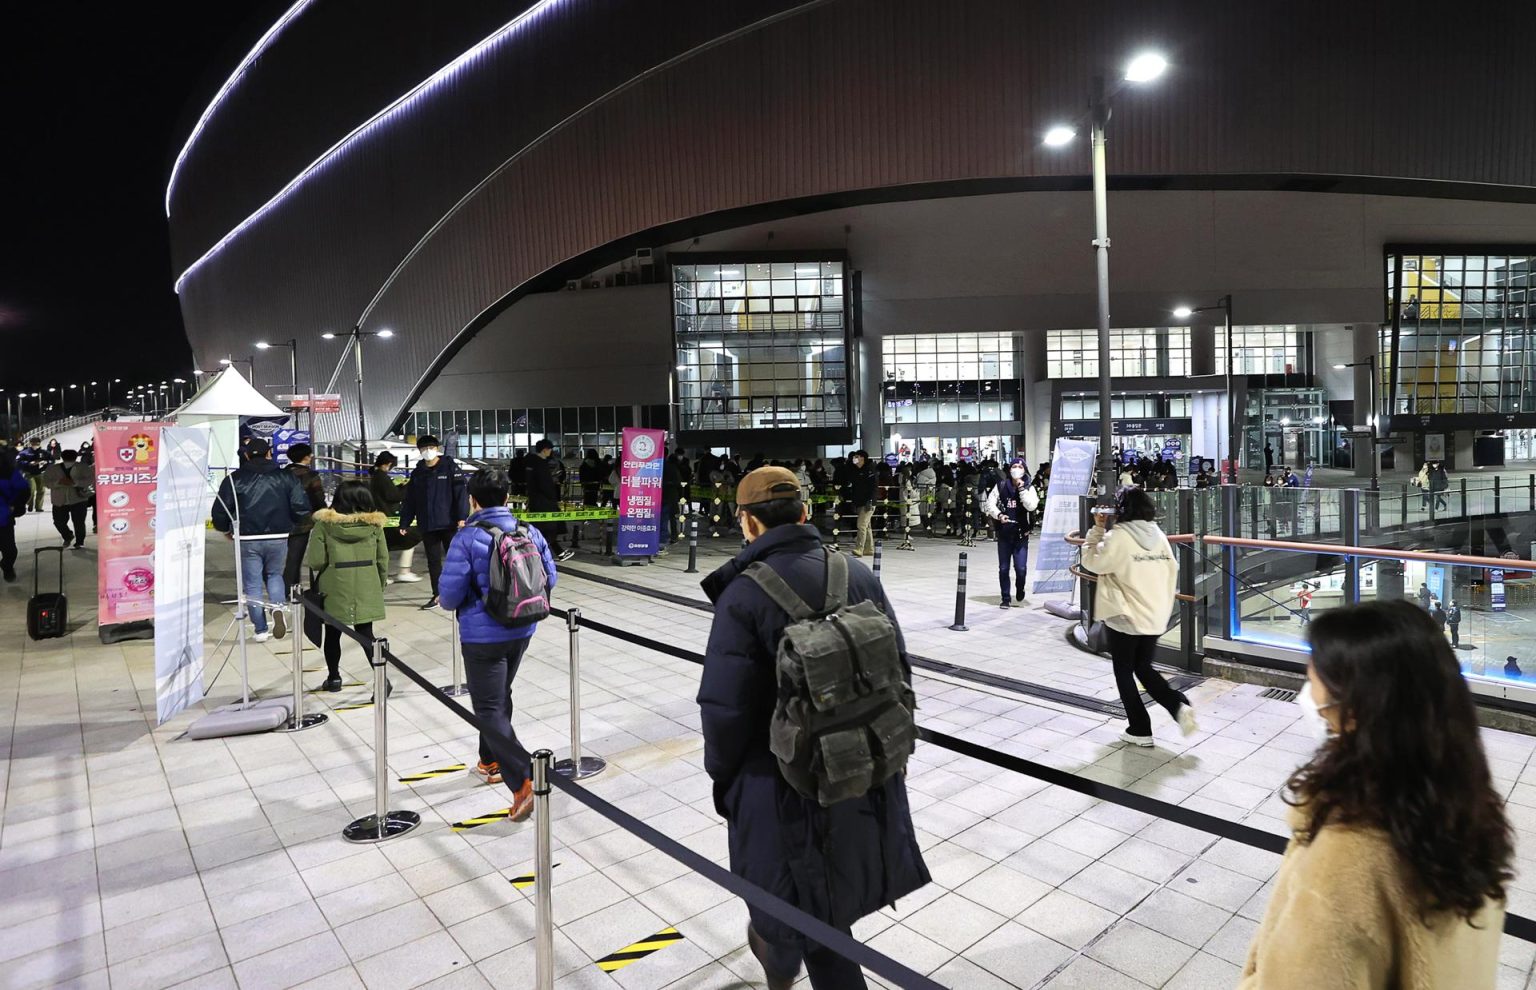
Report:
617,427,666,557
94,422,167,626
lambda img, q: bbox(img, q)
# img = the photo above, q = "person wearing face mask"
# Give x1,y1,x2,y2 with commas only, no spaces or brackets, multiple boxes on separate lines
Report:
1241,599,1511,989
846,450,877,557
398,435,469,609
981,458,1039,608
1080,488,1198,745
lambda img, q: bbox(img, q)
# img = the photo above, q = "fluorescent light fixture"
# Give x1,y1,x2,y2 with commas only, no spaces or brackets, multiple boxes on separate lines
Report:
376,328,394,338
165,0,316,216
255,341,272,349
1280,417,1291,426
1043,126,1076,147
320,332,337,340
1124,52,1168,83
173,0,574,293
1332,363,1347,369
1172,306,1193,318
794,268,820,275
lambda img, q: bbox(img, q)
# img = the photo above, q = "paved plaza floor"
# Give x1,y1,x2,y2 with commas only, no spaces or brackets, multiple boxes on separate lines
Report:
7,513,1536,989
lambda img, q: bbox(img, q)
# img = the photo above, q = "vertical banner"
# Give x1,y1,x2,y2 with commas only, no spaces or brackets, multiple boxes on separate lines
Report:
1030,438,1099,595
617,427,666,557
93,422,167,626
154,428,210,723
1491,569,1506,612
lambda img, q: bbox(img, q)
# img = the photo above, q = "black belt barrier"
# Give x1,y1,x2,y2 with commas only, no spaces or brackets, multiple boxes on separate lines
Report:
296,596,946,989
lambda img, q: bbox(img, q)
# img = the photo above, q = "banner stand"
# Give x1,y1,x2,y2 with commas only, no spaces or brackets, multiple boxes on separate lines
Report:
613,428,666,567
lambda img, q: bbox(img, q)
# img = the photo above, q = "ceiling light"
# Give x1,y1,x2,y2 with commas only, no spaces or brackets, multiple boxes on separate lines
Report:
1172,306,1193,319
1043,126,1076,147
1124,52,1168,83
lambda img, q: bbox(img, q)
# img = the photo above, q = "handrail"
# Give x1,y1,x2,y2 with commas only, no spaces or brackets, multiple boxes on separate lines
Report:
1201,535,1534,572
1065,529,1194,546
1070,564,1196,602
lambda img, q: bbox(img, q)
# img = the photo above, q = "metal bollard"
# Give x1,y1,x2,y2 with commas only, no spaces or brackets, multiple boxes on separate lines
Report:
532,749,556,990
278,588,327,732
342,637,421,843
684,515,699,574
437,612,469,697
949,552,969,631
899,497,915,551
961,501,976,548
603,519,613,557
710,483,724,538
554,609,606,780
829,493,842,551
873,541,883,582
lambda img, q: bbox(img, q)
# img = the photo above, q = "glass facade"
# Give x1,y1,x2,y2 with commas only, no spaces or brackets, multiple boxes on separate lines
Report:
1214,326,1300,375
401,405,669,460
882,332,1019,425
672,257,849,431
1242,387,1327,470
1046,328,1191,378
1387,250,1536,414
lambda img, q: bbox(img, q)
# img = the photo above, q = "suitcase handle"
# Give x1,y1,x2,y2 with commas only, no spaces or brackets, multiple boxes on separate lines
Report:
33,546,64,597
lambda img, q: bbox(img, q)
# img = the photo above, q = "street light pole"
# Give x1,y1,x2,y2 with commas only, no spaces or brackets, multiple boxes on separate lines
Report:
1089,75,1116,498
1336,355,1379,492
322,328,393,471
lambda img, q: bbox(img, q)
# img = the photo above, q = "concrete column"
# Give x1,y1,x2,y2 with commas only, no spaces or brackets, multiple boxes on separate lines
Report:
1019,330,1049,467
856,331,883,452
1453,430,1476,471
1352,324,1380,480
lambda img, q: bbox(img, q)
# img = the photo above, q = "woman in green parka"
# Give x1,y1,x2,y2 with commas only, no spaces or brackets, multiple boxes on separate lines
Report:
307,481,389,691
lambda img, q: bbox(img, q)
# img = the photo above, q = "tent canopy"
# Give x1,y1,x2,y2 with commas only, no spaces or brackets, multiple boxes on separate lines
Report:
173,367,284,419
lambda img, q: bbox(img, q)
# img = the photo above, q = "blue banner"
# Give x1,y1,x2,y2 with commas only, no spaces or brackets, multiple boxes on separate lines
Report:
271,428,311,467
618,428,666,557
1031,438,1098,595
1492,569,1506,612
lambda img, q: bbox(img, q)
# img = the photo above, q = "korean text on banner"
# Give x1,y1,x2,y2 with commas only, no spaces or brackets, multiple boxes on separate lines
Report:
154,428,210,723
618,428,666,557
1031,438,1099,595
93,422,167,626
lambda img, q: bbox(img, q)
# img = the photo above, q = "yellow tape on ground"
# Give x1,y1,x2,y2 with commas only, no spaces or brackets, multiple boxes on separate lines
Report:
595,928,685,972
507,863,559,888
451,809,512,831
398,764,468,783
332,701,374,712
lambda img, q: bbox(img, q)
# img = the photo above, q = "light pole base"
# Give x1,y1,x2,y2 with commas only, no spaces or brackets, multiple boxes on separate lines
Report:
343,810,421,843
437,683,470,697
276,712,329,733
554,756,607,780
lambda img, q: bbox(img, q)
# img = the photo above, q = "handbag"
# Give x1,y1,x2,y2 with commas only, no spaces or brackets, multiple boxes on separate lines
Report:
302,567,327,648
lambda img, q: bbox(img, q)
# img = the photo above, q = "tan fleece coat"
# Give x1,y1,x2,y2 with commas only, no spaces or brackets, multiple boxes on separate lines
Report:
1239,805,1504,989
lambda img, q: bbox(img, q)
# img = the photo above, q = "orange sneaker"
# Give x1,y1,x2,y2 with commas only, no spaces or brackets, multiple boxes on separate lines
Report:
507,778,535,822
473,762,502,785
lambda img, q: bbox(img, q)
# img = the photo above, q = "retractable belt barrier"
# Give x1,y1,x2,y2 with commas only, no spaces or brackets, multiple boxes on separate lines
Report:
543,599,1536,945
294,594,945,989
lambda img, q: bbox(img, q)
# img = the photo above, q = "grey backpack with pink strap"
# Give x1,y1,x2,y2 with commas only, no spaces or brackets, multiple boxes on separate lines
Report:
473,522,550,627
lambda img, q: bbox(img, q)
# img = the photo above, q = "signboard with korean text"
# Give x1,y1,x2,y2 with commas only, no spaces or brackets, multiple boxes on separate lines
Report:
1031,438,1098,595
617,428,666,557
277,394,343,414
1491,569,1506,612
93,422,167,626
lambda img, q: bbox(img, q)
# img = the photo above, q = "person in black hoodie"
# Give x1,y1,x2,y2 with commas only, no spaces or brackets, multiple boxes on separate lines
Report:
847,450,877,557
371,451,420,583
528,438,574,561
578,448,603,507
398,435,469,608
281,443,329,593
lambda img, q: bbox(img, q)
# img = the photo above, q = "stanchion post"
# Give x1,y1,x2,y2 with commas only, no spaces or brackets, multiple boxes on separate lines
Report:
554,609,606,780
1495,476,1501,515
873,540,883,582
437,612,469,697
532,749,556,990
829,492,842,551
949,552,969,631
1401,483,1408,528
279,588,327,732
684,515,699,574
1177,489,1197,672
710,482,724,538
1460,477,1468,519
342,637,420,843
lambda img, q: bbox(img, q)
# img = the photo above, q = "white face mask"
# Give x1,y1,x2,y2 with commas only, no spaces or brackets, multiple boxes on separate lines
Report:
1297,681,1337,742
1009,467,1025,480
421,448,441,462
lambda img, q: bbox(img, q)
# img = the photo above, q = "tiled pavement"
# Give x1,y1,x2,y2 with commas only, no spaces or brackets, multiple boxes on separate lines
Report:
7,513,1536,990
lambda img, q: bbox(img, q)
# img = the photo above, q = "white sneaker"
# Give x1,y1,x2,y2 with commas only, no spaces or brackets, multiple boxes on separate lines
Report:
1119,730,1155,747
394,571,422,583
252,631,272,643
1177,704,1200,737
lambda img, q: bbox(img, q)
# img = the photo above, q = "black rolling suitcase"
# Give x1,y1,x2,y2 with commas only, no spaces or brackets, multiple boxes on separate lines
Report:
27,546,68,641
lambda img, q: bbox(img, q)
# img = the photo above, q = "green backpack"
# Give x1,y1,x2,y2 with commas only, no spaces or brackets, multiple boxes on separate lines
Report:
745,549,917,806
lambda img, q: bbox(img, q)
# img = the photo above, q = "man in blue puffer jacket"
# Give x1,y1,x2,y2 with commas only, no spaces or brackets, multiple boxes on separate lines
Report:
438,467,557,821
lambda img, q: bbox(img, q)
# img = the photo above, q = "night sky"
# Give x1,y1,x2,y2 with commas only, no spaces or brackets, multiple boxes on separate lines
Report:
1,2,264,414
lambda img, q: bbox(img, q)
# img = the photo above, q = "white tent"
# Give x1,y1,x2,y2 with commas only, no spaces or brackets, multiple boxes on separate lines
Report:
172,368,285,478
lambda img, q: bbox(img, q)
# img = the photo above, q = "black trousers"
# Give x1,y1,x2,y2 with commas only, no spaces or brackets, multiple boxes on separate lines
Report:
421,529,456,595
463,637,533,781
284,531,310,593
0,522,16,575
533,521,564,554
52,503,88,545
323,621,373,676
1106,626,1188,737
753,925,866,990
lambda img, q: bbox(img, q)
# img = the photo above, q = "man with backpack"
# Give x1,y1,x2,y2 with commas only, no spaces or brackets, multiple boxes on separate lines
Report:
438,468,558,822
698,466,929,990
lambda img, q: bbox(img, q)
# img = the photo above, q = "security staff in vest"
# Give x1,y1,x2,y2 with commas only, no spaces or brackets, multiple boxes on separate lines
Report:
398,435,468,610
981,457,1038,608
697,467,929,990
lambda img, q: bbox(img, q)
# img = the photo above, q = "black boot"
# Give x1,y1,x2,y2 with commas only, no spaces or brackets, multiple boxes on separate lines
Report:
323,672,343,692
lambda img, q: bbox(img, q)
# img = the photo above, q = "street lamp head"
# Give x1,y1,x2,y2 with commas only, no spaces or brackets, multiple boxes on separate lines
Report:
173,378,185,384
1042,125,1077,147
255,341,272,349
1172,306,1194,319
1124,52,1168,83
218,358,232,365
1332,363,1348,370
376,328,394,339
321,332,337,340
192,369,204,375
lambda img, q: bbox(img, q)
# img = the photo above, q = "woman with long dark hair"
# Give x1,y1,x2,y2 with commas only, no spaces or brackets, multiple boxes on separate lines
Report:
1240,599,1511,988
307,481,388,691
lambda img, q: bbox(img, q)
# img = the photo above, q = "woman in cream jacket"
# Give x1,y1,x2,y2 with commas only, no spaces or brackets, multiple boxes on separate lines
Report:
1079,487,1197,745
1240,599,1511,989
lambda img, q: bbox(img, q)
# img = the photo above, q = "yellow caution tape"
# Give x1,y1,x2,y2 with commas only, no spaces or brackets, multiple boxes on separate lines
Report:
595,928,685,972
506,863,559,888
451,809,512,831
397,764,469,783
